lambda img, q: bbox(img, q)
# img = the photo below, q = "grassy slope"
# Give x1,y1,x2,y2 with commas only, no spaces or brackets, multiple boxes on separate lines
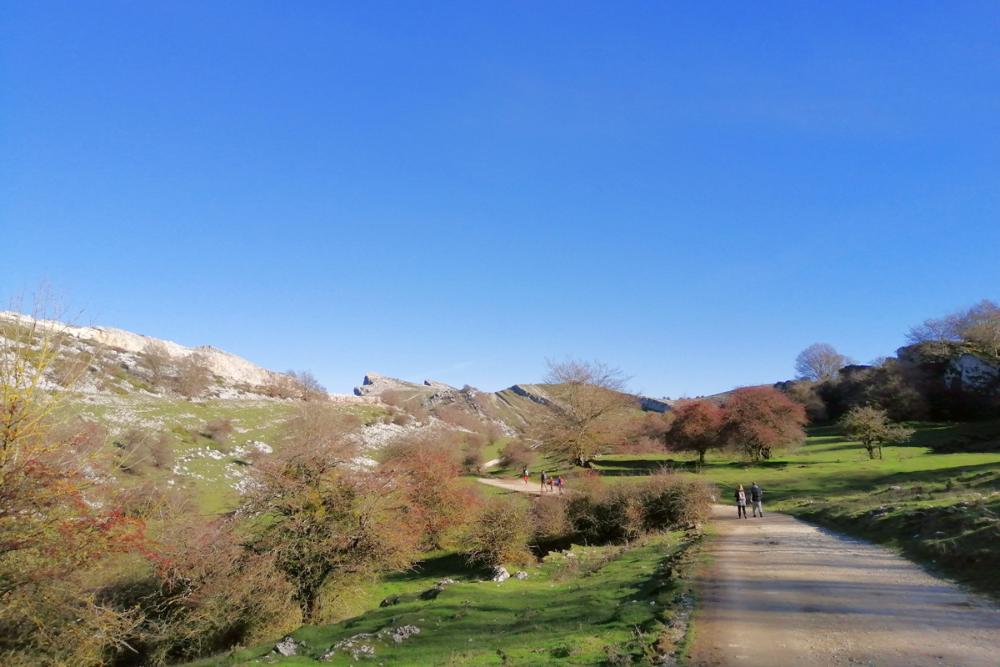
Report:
594,420,1000,595
195,531,698,666
66,394,386,513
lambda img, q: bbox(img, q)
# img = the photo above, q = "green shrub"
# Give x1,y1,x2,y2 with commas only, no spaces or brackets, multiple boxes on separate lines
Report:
463,496,533,568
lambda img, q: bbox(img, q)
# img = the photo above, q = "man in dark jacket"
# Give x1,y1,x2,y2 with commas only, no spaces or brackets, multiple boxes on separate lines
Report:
750,482,764,517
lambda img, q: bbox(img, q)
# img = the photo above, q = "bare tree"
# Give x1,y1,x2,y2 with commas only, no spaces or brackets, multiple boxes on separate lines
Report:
173,353,212,398
534,358,635,466
795,343,851,381
906,299,1000,356
139,341,172,388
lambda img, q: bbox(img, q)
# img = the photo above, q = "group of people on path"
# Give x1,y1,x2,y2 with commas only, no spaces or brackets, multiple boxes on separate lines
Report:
522,467,565,495
734,482,764,519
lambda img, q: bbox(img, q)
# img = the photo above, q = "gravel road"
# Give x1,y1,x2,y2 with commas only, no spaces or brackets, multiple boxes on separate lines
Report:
688,505,1000,667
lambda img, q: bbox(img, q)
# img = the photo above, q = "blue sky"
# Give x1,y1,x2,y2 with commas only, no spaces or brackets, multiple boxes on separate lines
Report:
2,2,998,397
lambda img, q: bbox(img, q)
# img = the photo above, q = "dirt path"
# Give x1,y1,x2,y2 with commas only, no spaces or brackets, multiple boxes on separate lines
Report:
476,476,565,496
688,505,1000,667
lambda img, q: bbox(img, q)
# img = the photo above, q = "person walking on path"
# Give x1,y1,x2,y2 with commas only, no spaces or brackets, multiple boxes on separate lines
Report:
735,484,748,519
540,471,548,494
750,481,764,517
522,466,530,484
555,475,564,495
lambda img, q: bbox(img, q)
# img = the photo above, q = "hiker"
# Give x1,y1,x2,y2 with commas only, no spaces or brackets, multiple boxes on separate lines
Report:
555,475,564,495
547,476,554,492
750,482,764,517
522,466,530,484
735,484,748,519
540,470,548,493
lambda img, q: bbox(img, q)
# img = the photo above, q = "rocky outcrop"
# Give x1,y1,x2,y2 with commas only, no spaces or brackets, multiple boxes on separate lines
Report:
945,353,1000,393
507,384,552,406
0,311,300,399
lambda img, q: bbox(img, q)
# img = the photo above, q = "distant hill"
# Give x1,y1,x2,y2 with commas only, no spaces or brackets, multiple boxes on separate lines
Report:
0,311,323,400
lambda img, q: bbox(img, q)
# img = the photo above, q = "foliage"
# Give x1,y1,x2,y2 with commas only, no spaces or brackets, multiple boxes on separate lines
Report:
499,439,533,470
245,430,419,621
666,400,723,464
839,405,914,459
108,520,301,666
381,436,482,550
0,313,149,666
564,473,713,545
463,496,533,568
720,387,807,461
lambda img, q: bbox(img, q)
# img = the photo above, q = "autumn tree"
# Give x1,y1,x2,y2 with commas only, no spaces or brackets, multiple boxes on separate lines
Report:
534,359,635,466
244,417,417,621
720,387,807,461
839,405,914,459
795,343,851,381
667,399,724,464
114,518,301,665
0,309,147,666
380,436,481,549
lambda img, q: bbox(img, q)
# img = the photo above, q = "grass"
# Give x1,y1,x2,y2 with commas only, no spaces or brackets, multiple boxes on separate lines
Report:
193,531,699,666
592,420,1000,596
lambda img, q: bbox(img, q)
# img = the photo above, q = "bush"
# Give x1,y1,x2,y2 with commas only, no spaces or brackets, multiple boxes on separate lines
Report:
463,496,534,568
202,418,234,446
636,472,714,531
106,520,301,665
461,444,484,474
531,495,571,540
564,472,714,545
500,439,532,469
114,429,174,473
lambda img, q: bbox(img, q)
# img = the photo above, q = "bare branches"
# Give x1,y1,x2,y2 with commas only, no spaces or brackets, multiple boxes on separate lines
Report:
795,343,851,382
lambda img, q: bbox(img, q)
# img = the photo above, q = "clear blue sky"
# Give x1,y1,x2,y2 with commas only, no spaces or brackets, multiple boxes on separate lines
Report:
2,2,998,397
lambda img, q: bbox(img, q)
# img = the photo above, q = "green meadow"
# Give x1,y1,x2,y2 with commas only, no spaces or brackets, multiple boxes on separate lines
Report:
194,531,697,666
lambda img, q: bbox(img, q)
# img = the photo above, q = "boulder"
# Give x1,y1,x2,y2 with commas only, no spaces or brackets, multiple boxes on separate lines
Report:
274,636,301,657
420,584,445,599
384,625,421,644
379,595,400,607
491,566,510,582
513,571,528,580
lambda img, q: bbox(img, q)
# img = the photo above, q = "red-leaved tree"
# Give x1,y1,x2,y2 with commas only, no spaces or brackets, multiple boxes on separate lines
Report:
667,400,724,464
720,387,807,461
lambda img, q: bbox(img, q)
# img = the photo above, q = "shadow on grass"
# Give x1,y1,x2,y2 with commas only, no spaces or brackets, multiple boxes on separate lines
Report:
385,552,485,584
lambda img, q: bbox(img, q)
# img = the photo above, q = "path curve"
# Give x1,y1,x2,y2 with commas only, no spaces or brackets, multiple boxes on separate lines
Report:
476,476,573,496
688,505,1000,667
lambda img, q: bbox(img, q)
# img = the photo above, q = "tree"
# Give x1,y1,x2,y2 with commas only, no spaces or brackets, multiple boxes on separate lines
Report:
0,309,148,665
244,421,417,621
463,496,533,568
907,299,1000,357
720,387,807,461
666,400,723,464
140,341,173,389
534,359,635,466
839,405,914,459
174,353,212,399
380,436,481,549
795,343,851,381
